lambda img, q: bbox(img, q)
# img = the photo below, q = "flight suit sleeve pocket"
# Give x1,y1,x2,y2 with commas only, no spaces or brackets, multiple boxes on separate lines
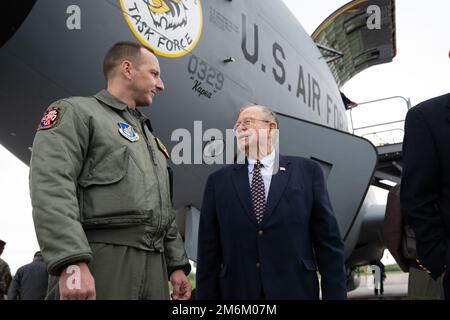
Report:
78,146,129,187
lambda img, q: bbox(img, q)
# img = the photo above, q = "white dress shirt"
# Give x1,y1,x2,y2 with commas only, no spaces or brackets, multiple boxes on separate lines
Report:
247,150,276,201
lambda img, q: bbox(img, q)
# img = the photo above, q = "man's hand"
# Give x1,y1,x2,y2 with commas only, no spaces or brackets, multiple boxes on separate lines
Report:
59,262,96,300
170,270,192,300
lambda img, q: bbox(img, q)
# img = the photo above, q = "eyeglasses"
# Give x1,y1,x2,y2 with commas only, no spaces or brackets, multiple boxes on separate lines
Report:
233,117,271,130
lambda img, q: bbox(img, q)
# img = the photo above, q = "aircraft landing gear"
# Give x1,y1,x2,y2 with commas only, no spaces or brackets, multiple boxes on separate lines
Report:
370,260,385,296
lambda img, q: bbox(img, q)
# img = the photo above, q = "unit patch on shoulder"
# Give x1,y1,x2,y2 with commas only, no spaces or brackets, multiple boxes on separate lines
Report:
155,137,170,159
38,106,61,130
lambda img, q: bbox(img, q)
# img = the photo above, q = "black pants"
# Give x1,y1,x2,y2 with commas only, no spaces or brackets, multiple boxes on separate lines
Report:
260,287,266,300
444,271,450,300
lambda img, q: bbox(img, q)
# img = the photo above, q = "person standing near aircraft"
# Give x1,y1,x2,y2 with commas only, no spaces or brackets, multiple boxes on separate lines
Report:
196,105,347,299
7,251,48,300
401,92,450,300
30,41,191,300
0,240,12,300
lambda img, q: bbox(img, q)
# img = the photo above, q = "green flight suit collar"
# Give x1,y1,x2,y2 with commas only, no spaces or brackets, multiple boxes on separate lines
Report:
94,89,128,111
94,89,154,132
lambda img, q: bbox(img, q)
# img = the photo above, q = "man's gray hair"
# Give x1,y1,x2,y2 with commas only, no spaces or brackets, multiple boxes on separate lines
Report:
239,104,279,127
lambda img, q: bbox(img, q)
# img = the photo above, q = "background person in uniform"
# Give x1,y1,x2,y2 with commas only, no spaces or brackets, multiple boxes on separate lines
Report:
0,240,12,300
7,251,48,300
196,105,347,300
30,41,192,300
401,92,450,299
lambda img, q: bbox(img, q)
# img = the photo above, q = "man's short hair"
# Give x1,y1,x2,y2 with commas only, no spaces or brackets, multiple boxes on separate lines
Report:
239,104,279,127
34,251,42,258
0,239,5,246
103,41,156,79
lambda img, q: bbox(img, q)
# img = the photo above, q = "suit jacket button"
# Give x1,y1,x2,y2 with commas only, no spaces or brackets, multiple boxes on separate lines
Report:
258,230,263,236
256,262,261,268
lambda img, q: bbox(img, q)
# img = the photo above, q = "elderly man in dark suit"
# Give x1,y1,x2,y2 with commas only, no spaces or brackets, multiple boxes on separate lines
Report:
401,93,450,299
196,105,347,300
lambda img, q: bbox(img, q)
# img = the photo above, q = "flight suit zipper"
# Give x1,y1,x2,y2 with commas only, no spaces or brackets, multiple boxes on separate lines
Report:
124,109,164,239
140,118,164,238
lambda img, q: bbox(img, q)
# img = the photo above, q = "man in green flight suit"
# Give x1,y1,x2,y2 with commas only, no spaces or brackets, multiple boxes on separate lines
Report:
30,41,192,300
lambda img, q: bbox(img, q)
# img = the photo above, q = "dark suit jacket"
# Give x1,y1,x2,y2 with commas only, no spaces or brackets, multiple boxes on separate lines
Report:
401,93,450,279
196,155,347,300
7,259,48,300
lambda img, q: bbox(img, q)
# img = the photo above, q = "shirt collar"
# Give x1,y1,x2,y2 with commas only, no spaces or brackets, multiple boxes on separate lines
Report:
248,150,276,170
94,89,128,111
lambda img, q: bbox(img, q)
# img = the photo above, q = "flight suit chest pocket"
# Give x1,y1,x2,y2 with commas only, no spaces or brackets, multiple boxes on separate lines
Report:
79,146,129,187
78,146,146,220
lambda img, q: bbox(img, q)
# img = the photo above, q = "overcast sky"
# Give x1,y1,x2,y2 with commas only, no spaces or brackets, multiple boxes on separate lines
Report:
1,0,449,273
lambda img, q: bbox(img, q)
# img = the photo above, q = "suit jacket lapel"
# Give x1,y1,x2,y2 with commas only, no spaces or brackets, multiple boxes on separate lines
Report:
446,95,450,123
232,164,258,226
263,156,291,224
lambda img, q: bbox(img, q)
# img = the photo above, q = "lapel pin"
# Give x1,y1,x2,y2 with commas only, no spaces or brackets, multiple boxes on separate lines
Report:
280,167,286,171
